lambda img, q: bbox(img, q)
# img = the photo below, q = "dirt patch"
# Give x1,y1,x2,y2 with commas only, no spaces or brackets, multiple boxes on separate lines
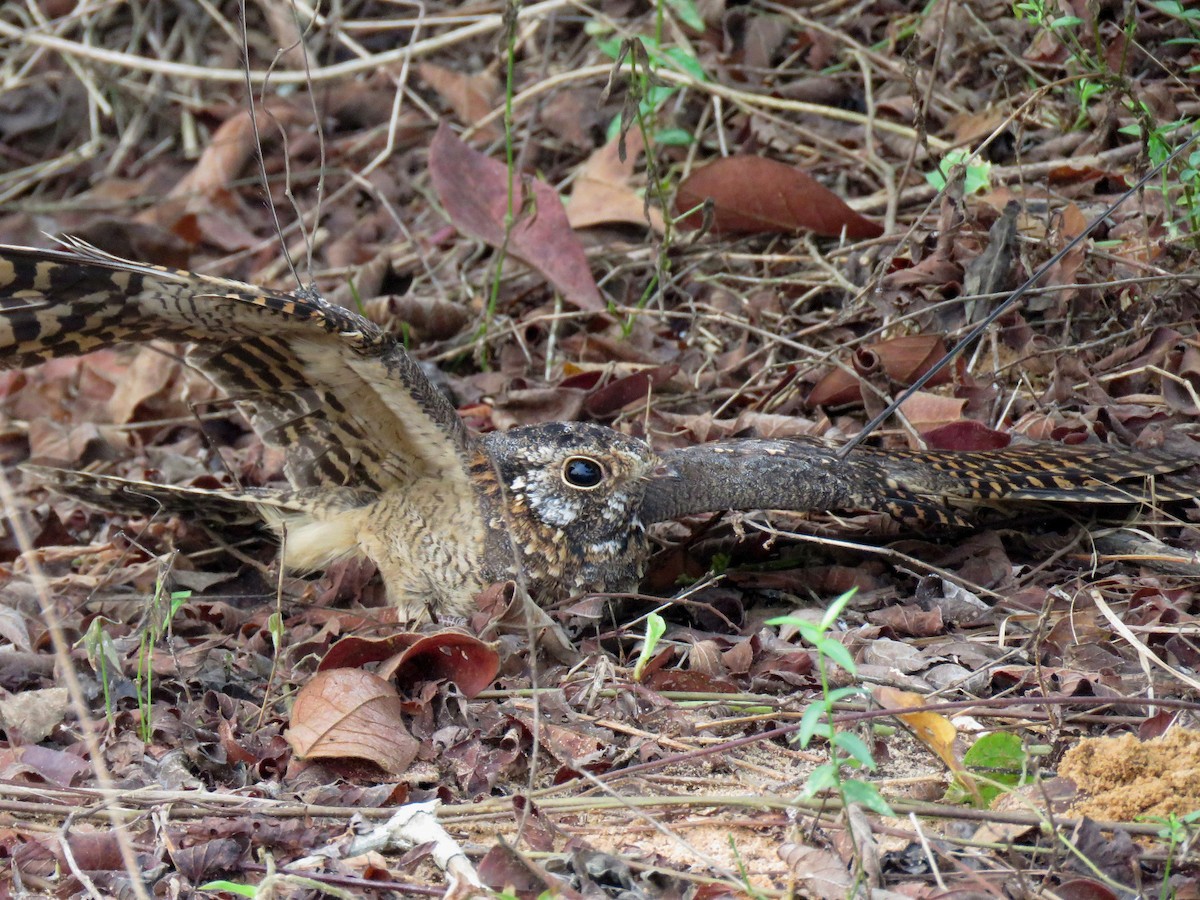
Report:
1060,728,1200,822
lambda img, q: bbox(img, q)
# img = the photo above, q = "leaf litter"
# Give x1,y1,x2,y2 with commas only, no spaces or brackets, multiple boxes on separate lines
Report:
0,0,1199,897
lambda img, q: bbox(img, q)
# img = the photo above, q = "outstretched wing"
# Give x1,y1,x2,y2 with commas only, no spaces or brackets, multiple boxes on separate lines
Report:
643,439,1200,525
0,242,477,496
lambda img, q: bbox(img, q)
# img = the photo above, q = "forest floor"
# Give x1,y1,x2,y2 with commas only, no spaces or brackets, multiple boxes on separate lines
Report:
2,0,1200,897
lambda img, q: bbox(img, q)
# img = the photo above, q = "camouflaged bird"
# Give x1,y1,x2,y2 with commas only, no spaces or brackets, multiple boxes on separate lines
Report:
2,242,1199,618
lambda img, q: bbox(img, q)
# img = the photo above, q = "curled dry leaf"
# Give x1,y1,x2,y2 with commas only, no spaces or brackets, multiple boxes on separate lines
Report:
873,685,977,803
285,668,418,776
362,294,470,343
319,630,500,699
1161,341,1200,414
428,123,604,312
674,155,884,239
808,335,953,407
376,631,501,699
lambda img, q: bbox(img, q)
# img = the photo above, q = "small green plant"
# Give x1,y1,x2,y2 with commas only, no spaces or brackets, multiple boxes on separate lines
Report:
1010,0,1125,132
80,616,123,726
1120,114,1200,239
1139,809,1200,897
632,612,667,682
728,834,771,900
198,881,257,898
591,29,707,147
589,0,710,328
135,575,191,743
587,0,707,144
926,148,993,195
767,590,894,818
945,731,1033,807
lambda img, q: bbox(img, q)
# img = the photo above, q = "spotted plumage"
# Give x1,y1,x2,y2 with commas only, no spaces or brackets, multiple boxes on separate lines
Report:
2,242,1199,618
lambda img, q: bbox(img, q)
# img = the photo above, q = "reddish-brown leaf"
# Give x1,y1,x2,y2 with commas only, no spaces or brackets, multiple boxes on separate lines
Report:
923,420,1013,451
319,629,500,699
584,364,678,417
318,633,422,671
807,334,953,407
675,156,883,238
378,631,501,699
428,123,604,311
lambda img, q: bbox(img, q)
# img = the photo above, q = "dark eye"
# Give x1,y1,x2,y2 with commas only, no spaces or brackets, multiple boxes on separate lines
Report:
563,456,604,489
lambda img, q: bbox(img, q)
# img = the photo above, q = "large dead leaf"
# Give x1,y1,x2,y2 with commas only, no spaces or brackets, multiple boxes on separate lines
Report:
429,123,604,311
285,668,417,775
675,155,884,238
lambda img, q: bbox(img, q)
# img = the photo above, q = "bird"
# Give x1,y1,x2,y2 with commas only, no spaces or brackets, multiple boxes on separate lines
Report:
2,241,1198,619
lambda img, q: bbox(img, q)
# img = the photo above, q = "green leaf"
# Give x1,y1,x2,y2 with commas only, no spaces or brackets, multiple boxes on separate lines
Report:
819,641,856,675
595,36,622,59
1049,14,1083,28
926,148,992,194
832,731,877,770
653,128,695,146
803,763,839,797
826,685,867,703
798,703,829,747
766,613,822,643
633,612,667,681
840,779,895,816
661,46,708,82
962,731,1025,773
946,731,1029,806
267,612,284,653
199,882,258,897
820,588,857,631
664,0,706,31
645,612,667,644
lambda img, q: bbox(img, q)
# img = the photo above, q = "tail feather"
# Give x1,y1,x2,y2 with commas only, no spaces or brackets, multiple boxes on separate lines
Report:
22,465,371,524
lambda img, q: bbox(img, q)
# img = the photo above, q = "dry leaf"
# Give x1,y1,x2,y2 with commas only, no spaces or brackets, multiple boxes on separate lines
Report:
418,62,501,140
566,129,664,232
675,155,884,238
429,123,604,311
286,668,418,775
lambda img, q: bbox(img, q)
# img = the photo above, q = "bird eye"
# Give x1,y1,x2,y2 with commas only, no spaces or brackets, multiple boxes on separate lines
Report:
562,456,604,489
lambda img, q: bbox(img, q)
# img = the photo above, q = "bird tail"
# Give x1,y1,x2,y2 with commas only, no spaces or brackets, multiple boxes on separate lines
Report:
22,465,371,524
642,439,1200,526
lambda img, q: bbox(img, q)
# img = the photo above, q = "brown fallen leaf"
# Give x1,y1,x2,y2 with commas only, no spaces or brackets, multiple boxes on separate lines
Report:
429,123,605,312
807,334,954,407
922,419,1012,451
377,631,501,699
417,62,501,141
285,668,417,775
565,129,665,233
897,391,967,432
675,155,884,239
